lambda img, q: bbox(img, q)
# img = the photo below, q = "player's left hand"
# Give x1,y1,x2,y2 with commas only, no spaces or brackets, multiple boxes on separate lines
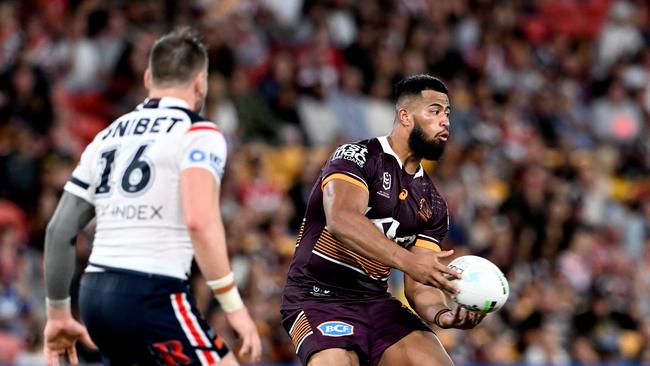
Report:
43,311,96,366
434,306,485,330
225,307,262,363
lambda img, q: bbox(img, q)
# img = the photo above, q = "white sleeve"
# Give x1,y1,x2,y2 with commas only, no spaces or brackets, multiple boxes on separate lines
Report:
180,122,227,184
63,139,98,204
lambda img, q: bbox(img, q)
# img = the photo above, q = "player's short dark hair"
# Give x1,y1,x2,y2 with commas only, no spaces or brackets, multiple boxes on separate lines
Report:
394,74,448,103
149,27,208,86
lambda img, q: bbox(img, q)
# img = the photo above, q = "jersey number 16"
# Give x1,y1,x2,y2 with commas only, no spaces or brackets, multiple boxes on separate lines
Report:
96,144,153,195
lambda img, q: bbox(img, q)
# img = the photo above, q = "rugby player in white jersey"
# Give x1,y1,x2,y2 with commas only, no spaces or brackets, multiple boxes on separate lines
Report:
42,28,261,366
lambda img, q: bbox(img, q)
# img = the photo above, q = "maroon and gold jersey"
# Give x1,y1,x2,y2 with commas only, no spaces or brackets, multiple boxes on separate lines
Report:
283,136,448,301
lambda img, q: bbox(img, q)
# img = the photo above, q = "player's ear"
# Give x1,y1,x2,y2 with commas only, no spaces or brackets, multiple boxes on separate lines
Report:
397,108,412,128
144,68,152,90
194,70,207,96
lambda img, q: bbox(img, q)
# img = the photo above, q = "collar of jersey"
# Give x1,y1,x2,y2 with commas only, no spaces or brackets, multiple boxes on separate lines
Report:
377,136,424,178
137,97,191,110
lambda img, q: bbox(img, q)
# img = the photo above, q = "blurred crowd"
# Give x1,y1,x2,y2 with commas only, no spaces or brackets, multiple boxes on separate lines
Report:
0,0,649,364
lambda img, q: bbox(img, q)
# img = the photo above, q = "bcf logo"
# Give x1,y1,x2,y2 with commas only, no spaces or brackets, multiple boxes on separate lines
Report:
317,321,354,337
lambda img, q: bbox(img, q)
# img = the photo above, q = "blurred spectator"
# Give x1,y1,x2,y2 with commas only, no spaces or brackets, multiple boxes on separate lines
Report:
326,66,371,140
230,68,285,143
0,61,53,134
573,290,640,360
593,1,644,79
0,124,42,214
523,324,571,366
590,79,645,145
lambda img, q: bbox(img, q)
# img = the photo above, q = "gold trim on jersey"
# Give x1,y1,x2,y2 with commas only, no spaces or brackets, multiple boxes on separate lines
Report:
295,220,305,247
321,173,369,193
414,239,442,252
289,311,313,351
313,229,391,279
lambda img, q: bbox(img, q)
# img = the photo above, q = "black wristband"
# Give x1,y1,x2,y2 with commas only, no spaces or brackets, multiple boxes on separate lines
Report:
433,308,453,328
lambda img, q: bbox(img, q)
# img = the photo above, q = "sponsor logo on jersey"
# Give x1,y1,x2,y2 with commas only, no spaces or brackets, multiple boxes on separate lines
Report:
331,144,368,167
382,172,391,190
188,149,225,178
100,116,184,140
394,234,416,246
317,321,354,337
190,149,206,162
399,189,408,200
97,204,164,220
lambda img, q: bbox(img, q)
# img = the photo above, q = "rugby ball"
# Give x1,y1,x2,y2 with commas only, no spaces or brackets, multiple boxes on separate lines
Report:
447,255,509,313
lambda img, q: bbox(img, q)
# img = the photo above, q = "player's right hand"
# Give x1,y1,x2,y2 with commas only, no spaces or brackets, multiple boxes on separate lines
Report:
436,306,486,329
43,316,96,366
225,307,262,363
406,249,461,295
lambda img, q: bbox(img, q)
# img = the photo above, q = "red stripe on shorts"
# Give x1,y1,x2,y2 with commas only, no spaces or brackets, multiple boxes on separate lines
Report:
174,293,216,364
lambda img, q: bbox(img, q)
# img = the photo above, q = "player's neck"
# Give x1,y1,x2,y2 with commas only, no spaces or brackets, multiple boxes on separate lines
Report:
148,88,196,110
387,134,421,175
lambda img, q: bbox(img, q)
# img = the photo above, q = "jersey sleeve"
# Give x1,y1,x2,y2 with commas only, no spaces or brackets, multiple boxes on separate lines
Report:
179,122,227,184
320,143,373,193
414,200,449,252
63,139,99,204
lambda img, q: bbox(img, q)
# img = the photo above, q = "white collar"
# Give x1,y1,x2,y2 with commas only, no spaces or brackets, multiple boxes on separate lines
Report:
137,97,191,110
377,136,424,178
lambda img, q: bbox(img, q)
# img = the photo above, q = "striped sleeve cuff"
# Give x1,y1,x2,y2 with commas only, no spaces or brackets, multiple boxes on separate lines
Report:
321,172,368,193
63,176,94,204
414,234,441,252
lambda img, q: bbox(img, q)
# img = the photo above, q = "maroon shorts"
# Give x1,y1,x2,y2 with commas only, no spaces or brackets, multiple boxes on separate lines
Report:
281,296,432,366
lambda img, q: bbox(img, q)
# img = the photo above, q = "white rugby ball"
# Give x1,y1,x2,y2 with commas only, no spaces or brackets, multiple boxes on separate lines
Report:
447,255,509,313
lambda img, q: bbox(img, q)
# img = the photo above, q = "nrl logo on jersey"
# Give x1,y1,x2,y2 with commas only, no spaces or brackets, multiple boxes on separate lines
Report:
382,172,391,190
331,144,368,167
310,285,331,297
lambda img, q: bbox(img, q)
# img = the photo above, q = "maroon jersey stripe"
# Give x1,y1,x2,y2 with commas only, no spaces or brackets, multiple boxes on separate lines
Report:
315,231,391,278
320,231,391,273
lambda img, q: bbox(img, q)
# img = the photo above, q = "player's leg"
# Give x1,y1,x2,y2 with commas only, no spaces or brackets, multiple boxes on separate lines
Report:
377,330,453,366
280,302,370,366
146,290,231,365
307,348,360,366
366,297,453,366
78,272,141,365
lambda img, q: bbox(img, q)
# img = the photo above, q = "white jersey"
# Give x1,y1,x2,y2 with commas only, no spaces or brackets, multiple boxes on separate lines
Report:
64,97,226,279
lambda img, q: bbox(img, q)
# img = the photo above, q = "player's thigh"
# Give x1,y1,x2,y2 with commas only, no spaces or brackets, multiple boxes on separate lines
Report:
308,348,360,366
378,331,453,366
280,304,370,365
146,292,230,365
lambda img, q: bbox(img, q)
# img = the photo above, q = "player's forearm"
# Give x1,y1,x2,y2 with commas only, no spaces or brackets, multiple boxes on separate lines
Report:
44,192,95,303
327,210,413,272
44,223,77,301
188,217,245,312
404,276,450,325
